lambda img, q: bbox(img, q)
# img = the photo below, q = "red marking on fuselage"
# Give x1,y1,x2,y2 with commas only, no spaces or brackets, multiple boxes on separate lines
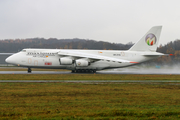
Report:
45,62,52,65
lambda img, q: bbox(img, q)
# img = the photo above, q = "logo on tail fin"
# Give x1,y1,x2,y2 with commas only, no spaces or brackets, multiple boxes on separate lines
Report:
145,33,156,46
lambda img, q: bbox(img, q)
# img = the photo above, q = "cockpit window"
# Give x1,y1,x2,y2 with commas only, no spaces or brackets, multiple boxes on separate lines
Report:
21,49,26,52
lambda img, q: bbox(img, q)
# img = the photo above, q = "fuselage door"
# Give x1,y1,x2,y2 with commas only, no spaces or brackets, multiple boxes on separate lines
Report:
34,60,38,66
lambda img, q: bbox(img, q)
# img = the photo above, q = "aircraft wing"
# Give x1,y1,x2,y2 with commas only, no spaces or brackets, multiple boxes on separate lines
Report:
58,50,131,63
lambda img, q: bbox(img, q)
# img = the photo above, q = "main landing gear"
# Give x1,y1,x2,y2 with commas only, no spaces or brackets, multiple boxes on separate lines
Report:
72,69,96,73
28,68,32,73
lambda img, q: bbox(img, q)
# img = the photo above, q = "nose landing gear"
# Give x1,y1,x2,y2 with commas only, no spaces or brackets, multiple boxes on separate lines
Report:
28,68,32,73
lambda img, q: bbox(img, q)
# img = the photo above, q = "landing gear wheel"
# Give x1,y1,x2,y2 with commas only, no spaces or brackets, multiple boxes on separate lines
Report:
76,70,80,73
93,70,96,73
88,70,91,73
28,68,32,73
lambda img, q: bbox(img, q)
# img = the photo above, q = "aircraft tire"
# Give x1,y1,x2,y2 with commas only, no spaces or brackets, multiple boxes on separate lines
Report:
75,69,96,73
28,68,32,73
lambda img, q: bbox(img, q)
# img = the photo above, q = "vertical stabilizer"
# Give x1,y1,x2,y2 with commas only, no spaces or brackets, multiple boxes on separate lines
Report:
129,26,162,52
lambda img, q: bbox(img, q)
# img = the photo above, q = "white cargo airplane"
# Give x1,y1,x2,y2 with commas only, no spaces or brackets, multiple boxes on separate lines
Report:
3,26,164,73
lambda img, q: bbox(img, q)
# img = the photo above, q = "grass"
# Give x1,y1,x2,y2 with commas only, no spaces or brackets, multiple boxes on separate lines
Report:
1,74,180,80
0,83,180,119
1,67,180,119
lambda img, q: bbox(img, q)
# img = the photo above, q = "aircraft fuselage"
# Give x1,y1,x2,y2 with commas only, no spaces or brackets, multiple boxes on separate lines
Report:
6,49,162,71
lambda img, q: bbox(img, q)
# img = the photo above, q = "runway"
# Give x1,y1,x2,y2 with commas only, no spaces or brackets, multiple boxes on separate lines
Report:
0,69,180,74
1,66,180,75
1,67,180,83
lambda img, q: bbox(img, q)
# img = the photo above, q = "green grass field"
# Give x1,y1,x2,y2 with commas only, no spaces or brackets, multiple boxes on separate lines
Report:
1,74,180,80
1,67,180,119
0,83,180,119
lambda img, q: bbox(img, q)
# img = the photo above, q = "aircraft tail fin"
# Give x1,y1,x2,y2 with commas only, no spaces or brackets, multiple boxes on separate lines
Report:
129,26,162,52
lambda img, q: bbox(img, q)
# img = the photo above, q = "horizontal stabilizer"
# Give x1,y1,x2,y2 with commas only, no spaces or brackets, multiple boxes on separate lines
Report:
141,52,165,57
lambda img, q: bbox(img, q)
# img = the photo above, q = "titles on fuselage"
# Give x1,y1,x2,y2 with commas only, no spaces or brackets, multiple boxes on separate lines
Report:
27,52,56,57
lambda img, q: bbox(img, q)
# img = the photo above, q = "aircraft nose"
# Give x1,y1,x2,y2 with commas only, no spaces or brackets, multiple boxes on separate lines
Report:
5,56,13,64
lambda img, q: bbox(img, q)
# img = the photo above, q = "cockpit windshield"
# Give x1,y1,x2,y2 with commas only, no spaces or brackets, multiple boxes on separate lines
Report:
21,49,26,52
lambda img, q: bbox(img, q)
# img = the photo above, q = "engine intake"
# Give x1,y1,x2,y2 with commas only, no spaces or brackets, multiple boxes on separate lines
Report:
76,59,90,67
59,57,73,65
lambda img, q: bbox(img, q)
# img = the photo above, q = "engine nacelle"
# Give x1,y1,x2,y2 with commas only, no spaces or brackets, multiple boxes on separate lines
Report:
59,57,73,65
76,59,90,67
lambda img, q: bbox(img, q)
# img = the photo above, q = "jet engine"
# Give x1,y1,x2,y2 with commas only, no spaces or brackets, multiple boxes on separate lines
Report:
76,59,90,67
59,57,74,65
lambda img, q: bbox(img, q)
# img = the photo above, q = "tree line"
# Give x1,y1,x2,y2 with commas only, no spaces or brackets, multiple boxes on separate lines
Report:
0,38,132,52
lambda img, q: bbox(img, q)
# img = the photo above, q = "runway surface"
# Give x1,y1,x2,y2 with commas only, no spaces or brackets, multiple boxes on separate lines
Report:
1,67,180,83
0,69,180,74
1,66,180,75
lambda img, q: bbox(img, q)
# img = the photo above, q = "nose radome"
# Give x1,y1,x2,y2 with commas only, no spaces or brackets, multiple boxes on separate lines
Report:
5,56,13,64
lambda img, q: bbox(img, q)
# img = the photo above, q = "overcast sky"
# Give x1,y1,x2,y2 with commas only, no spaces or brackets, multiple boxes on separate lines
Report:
0,0,180,45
